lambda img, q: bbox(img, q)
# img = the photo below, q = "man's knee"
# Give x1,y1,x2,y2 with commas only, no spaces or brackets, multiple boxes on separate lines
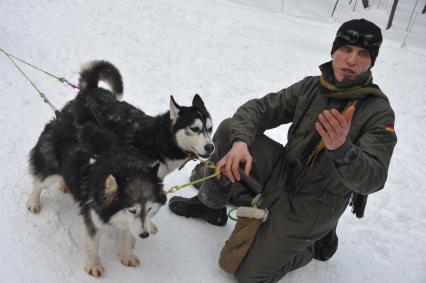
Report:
209,118,233,161
233,256,278,283
234,269,259,283
234,268,278,283
213,118,232,143
233,261,287,283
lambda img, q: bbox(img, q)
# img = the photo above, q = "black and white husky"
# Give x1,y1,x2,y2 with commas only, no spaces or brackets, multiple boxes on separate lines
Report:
27,121,166,277
26,60,214,276
60,60,215,178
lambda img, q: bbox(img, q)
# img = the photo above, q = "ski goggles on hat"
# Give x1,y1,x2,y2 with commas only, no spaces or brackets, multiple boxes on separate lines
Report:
336,29,382,47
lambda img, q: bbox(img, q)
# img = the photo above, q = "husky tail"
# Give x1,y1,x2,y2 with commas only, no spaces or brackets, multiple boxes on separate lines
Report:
79,60,123,98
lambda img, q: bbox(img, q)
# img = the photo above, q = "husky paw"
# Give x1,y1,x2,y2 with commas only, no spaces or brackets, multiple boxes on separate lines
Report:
26,199,41,214
59,183,69,193
149,222,158,235
120,254,140,267
85,263,104,277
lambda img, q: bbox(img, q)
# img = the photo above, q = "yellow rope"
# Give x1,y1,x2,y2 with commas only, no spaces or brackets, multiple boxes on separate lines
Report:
305,100,358,167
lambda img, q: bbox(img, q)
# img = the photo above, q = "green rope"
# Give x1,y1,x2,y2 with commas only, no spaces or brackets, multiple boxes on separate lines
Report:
165,161,219,194
0,48,69,83
227,202,259,222
0,48,60,113
166,161,263,222
227,207,238,221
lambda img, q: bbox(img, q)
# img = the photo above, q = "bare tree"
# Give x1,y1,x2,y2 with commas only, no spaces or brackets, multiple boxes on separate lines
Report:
386,0,399,30
407,0,420,30
362,0,369,8
422,3,426,14
353,0,358,12
331,0,340,17
402,13,418,47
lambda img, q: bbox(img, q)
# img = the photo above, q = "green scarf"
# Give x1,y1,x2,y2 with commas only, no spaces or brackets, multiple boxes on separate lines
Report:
318,61,387,100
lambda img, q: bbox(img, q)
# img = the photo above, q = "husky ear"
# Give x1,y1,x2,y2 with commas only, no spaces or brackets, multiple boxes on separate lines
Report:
104,175,118,202
170,95,181,123
192,94,205,109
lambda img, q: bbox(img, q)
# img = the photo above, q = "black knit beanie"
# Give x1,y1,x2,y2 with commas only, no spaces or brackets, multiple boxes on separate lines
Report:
331,19,382,67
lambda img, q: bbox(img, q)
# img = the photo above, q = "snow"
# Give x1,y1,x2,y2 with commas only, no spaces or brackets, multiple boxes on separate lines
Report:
0,0,425,282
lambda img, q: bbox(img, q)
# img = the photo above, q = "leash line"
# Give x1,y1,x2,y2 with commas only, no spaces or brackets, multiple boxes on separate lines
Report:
0,48,81,90
165,161,218,194
1,48,60,114
0,48,81,116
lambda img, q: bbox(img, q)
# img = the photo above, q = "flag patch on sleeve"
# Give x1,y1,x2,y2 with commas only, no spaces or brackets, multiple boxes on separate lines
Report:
385,124,395,132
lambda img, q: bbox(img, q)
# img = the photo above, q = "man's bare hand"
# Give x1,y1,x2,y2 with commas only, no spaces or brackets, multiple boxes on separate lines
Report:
215,141,253,183
315,106,355,150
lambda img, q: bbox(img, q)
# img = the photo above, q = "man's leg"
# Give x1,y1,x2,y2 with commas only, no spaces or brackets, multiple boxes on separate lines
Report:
233,193,316,283
168,118,285,225
314,223,338,261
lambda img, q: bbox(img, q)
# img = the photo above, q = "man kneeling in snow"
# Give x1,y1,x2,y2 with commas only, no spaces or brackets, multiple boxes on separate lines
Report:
169,19,397,282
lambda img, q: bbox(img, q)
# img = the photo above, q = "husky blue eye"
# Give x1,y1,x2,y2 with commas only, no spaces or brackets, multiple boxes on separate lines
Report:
128,209,137,214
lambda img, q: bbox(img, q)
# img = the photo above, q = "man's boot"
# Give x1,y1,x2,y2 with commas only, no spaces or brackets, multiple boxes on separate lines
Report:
190,163,255,207
168,196,228,226
314,224,338,261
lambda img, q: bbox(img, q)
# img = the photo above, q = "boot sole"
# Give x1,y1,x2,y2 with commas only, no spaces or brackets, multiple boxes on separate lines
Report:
168,198,227,226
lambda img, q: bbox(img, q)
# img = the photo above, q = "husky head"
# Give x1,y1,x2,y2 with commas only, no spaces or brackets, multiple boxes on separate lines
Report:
170,94,214,160
98,162,166,239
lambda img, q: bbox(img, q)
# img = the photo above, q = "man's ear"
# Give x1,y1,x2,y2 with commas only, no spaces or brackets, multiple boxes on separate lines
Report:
170,95,181,123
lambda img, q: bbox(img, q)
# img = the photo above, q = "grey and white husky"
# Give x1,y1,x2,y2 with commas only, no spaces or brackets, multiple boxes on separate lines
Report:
26,60,215,276
27,121,166,277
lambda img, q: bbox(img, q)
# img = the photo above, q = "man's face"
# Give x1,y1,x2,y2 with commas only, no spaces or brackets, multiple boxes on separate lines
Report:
331,45,372,82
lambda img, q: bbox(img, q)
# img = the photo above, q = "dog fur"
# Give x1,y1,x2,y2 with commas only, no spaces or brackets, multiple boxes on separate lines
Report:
61,60,215,178
27,121,166,276
27,60,215,276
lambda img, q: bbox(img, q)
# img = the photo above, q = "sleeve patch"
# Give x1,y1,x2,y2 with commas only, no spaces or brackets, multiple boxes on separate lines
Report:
385,124,395,132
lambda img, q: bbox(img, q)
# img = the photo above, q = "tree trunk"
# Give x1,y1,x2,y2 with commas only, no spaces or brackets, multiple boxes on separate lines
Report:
422,4,426,14
386,0,399,30
331,0,340,17
407,0,420,30
362,0,369,8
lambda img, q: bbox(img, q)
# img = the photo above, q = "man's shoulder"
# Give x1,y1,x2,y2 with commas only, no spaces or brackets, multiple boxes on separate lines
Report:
360,94,396,122
299,75,320,84
364,89,393,109
284,76,320,94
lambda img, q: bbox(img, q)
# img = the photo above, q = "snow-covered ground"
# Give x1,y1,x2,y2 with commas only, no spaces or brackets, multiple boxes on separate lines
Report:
0,0,425,282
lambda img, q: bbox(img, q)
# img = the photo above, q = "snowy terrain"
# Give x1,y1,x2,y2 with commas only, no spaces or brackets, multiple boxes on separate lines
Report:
0,0,425,282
